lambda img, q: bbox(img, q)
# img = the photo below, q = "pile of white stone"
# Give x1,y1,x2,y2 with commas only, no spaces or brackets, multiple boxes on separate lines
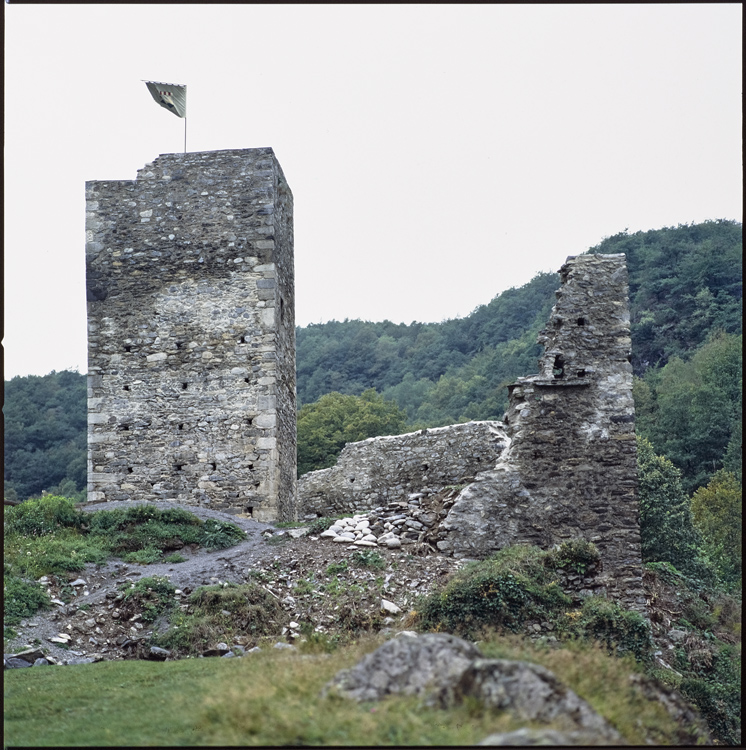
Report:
316,494,444,550
319,516,379,546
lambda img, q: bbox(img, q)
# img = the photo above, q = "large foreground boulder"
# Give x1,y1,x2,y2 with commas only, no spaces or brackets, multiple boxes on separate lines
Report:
324,633,621,744
438,658,620,741
323,633,482,702
478,727,619,746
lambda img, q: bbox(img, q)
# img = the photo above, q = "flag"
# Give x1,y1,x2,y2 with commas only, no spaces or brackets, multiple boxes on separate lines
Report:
144,81,186,118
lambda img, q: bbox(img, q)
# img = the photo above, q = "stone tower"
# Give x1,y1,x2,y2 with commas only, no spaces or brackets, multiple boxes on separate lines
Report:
439,254,645,612
85,148,296,522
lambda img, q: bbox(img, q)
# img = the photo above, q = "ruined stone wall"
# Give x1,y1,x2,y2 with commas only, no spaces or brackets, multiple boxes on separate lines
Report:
439,254,645,613
298,421,510,517
86,148,296,521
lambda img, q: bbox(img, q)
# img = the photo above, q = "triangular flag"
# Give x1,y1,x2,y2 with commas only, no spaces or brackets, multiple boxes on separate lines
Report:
144,81,186,118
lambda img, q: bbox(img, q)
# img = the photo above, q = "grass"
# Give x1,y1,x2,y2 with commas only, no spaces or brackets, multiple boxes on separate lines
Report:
4,631,695,746
4,496,246,641
477,633,698,746
152,583,289,656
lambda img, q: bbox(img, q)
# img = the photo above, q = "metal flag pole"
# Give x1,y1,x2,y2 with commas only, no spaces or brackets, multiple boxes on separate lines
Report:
184,117,187,154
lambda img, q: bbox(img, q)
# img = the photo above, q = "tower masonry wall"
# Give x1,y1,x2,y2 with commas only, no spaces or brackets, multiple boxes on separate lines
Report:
86,148,296,521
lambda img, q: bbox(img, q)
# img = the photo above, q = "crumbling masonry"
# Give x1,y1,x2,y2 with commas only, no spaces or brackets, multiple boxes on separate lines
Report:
299,253,645,612
86,149,296,521
439,253,645,611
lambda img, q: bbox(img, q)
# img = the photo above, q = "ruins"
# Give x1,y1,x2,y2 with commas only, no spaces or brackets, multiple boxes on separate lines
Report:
86,148,296,521
299,253,645,612
84,148,643,608
299,421,510,517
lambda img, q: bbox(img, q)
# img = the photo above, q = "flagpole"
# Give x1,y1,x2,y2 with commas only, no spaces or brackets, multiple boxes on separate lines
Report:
184,117,187,154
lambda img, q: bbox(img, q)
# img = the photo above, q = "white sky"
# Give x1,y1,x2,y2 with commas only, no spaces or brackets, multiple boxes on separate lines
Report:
4,4,742,380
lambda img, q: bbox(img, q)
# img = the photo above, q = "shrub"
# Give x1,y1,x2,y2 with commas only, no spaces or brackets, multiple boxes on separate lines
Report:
119,576,177,623
574,596,653,663
680,676,741,746
4,495,83,536
153,583,288,655
416,545,571,638
3,572,50,624
5,529,107,578
197,519,245,550
544,539,600,575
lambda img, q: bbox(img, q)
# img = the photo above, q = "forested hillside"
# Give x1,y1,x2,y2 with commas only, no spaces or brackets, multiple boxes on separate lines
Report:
3,370,87,502
4,220,742,502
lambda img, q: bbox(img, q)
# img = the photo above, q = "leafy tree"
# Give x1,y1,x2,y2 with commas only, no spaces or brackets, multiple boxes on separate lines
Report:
639,332,742,495
591,219,742,374
296,389,407,476
691,471,742,588
636,436,709,579
4,370,87,500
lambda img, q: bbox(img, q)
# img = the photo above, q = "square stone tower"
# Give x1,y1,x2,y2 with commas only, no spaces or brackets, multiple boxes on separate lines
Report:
85,148,296,522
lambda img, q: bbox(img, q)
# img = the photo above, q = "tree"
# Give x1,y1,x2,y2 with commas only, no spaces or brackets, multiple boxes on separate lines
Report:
639,332,742,495
296,389,407,476
691,470,742,588
636,436,709,579
3,371,87,500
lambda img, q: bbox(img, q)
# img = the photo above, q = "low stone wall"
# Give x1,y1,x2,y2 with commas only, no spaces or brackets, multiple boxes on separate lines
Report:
298,421,509,517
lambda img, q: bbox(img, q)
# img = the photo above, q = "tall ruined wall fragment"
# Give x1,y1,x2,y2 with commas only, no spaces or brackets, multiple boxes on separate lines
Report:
299,421,510,517
439,253,645,612
86,148,296,521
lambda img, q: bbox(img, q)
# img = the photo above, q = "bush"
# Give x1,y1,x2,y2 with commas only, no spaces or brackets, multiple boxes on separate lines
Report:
5,529,108,578
153,583,288,655
4,495,83,536
3,573,50,624
416,545,571,638
197,519,245,550
544,539,600,575
574,596,653,663
119,576,177,623
680,676,741,746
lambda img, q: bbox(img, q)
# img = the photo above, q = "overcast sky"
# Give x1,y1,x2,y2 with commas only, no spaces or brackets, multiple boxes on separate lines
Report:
4,4,742,380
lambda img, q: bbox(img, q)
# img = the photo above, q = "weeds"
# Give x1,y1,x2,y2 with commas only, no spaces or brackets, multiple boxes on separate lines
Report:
544,539,600,575
573,596,653,663
415,544,572,638
351,550,385,570
152,583,288,656
119,576,177,623
3,572,50,625
325,560,349,576
123,547,163,565
306,516,342,536
293,579,315,596
4,495,83,536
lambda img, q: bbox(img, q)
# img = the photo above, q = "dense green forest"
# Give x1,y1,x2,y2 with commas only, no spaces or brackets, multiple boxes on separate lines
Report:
3,370,87,502
4,219,742,505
